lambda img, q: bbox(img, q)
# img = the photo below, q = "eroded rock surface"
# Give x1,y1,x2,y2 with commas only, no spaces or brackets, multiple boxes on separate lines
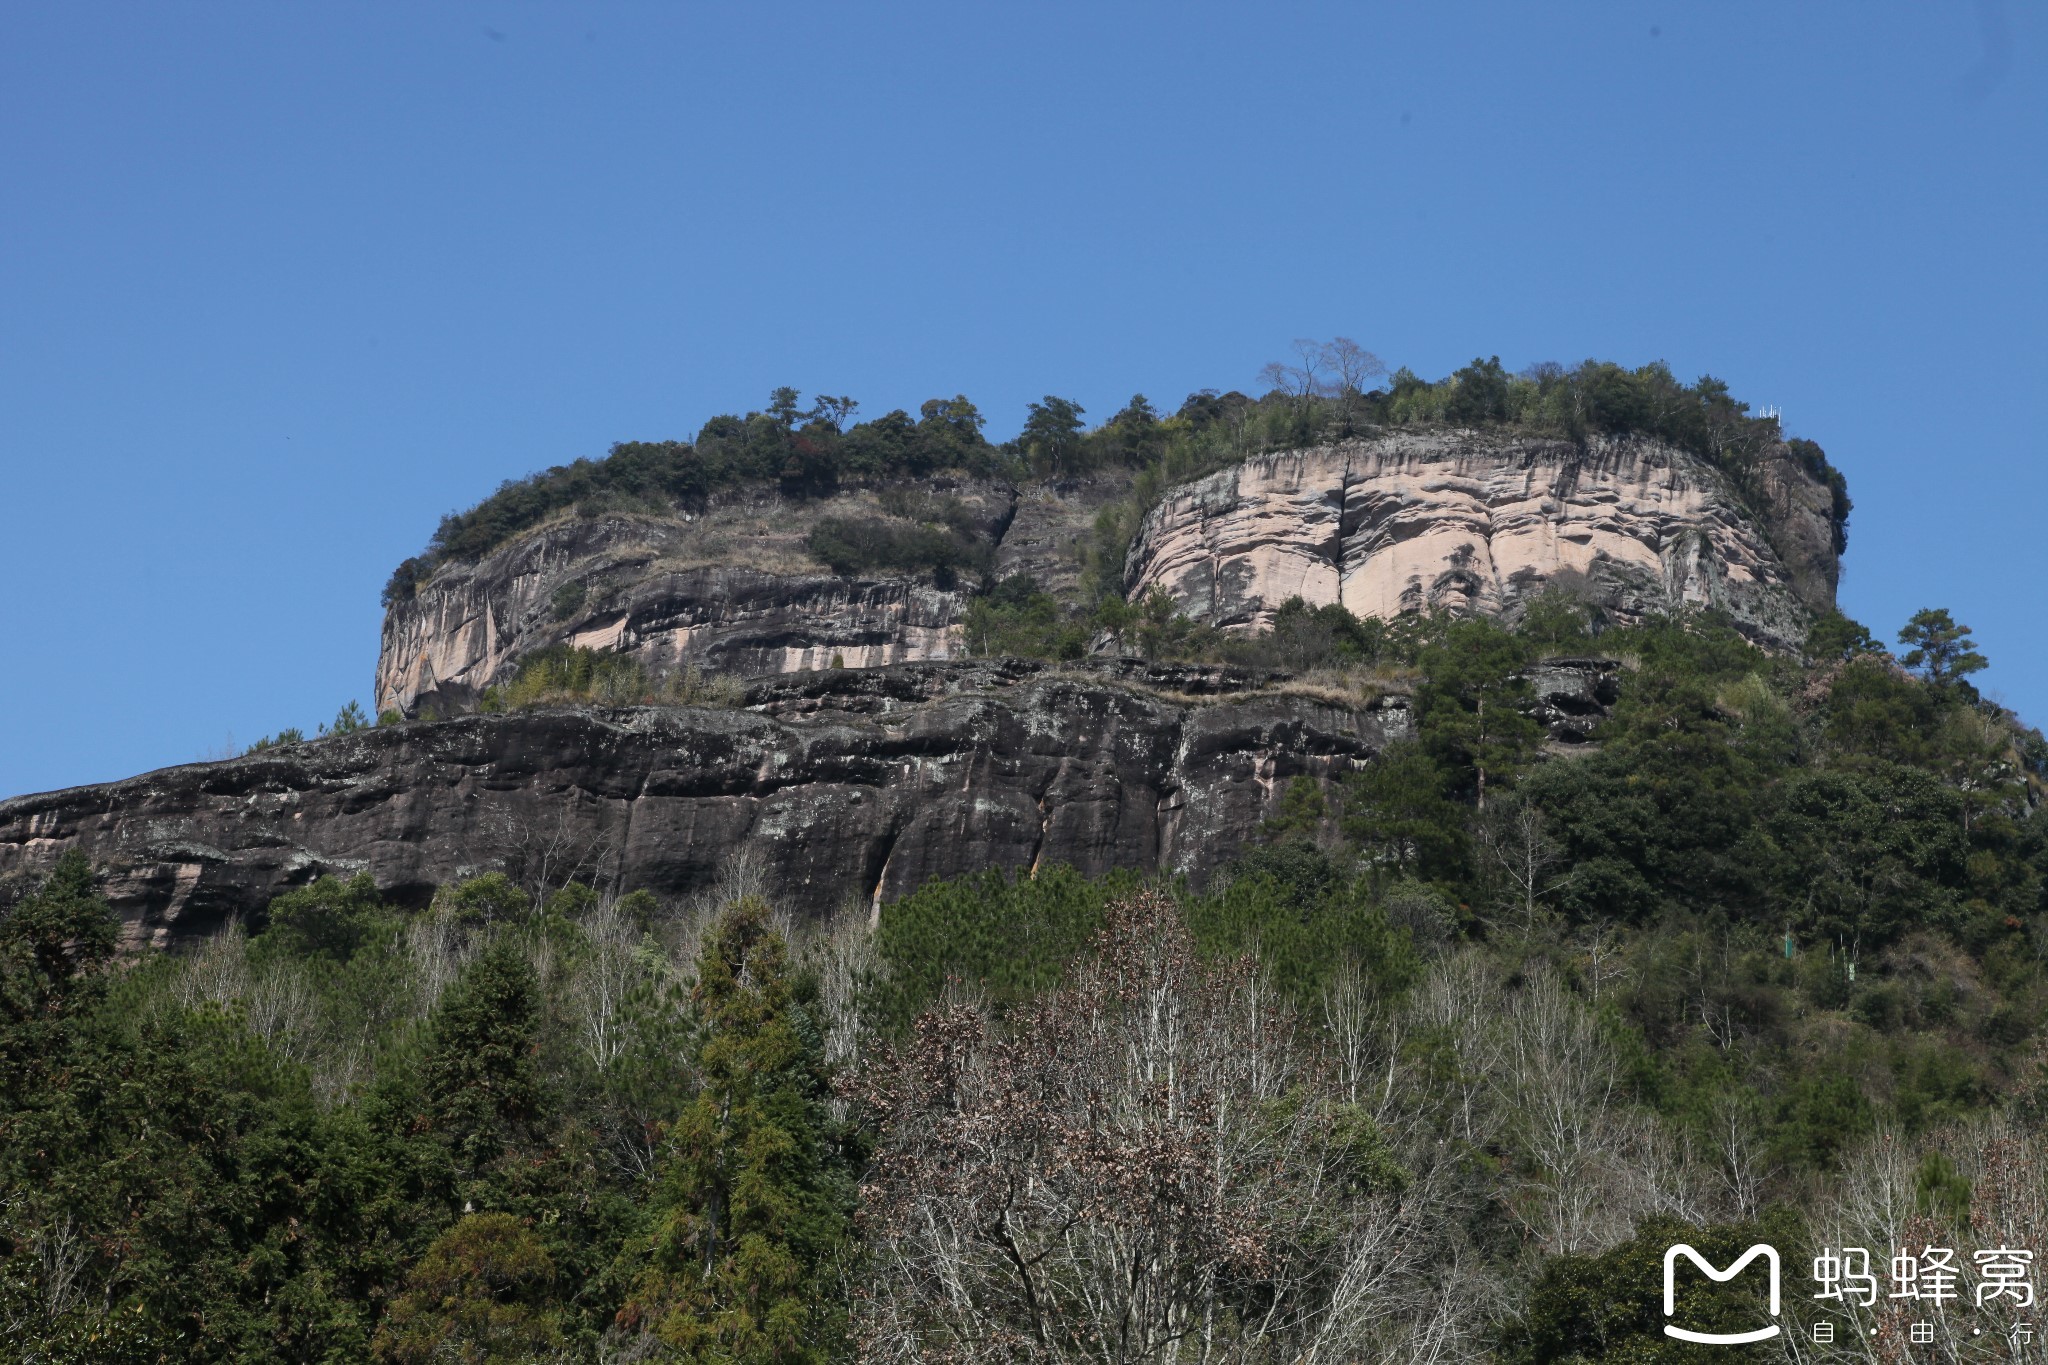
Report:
377,475,1132,718
2,660,1412,951
1125,432,1838,651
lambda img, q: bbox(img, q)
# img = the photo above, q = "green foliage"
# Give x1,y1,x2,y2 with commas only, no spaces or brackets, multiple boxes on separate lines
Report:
615,899,847,1362
265,871,388,961
1,932,392,1361
1343,739,1471,882
962,574,1095,659
549,578,588,621
1019,394,1087,475
492,644,746,711
0,851,117,1043
805,511,990,585
386,389,1008,602
1499,1213,1801,1363
1764,763,1966,942
373,1214,570,1364
1261,774,1329,842
869,865,1141,1032
873,848,1420,1019
1898,606,1990,689
1233,594,1392,671
1416,616,1542,807
1804,608,1882,662
1913,1150,1972,1222
1787,437,1854,555
436,872,531,927
418,941,548,1180
1772,1073,1875,1170
1183,841,1419,1001
1517,579,1601,652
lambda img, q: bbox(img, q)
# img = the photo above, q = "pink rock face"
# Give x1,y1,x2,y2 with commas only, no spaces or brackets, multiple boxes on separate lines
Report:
373,473,1133,719
1125,431,1836,649
375,527,972,718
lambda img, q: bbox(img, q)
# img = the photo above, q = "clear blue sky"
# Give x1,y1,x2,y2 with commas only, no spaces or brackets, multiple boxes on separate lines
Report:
2,2,2042,798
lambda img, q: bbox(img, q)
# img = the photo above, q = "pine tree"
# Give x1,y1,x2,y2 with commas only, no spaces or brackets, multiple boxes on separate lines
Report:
616,898,846,1363
0,851,117,1077
1897,607,1989,688
419,940,546,1179
373,1214,569,1364
1417,617,1541,810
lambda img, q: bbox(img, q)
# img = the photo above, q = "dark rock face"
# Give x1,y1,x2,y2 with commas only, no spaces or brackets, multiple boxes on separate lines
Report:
0,661,1415,951
1525,658,1625,745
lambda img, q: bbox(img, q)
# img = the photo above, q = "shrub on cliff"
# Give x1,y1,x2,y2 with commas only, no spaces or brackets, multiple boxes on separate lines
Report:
805,513,990,585
486,645,744,710
385,353,1850,617
385,390,1009,602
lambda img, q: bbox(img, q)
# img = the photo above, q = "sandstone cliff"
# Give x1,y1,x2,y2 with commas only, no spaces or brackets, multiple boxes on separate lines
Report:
379,430,1838,723
376,476,1126,718
1124,431,1838,651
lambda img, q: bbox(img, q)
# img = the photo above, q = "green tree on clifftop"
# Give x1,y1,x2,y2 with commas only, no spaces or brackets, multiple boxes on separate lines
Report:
1898,607,1989,689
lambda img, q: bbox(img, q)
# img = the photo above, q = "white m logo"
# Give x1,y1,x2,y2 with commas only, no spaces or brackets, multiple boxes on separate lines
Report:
1663,1243,1782,1345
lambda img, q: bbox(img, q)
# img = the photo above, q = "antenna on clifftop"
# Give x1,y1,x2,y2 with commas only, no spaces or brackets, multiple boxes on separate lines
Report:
1757,404,1782,422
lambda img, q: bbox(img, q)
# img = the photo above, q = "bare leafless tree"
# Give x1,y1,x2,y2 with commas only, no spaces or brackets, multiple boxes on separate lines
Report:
1407,950,1509,1148
488,800,622,909
1259,337,1329,404
1708,1091,1774,1221
848,890,1479,1363
1491,968,1640,1254
1575,918,1627,1008
242,959,318,1064
1478,801,1576,933
403,913,475,1021
573,896,645,1075
175,922,250,1009
798,898,878,1079
33,1217,91,1322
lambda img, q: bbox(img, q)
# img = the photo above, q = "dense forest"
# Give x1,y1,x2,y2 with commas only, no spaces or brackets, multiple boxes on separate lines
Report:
6,592,2044,1362
382,343,1851,608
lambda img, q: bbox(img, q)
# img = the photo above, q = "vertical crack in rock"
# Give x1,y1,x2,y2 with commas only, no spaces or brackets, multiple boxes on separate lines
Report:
864,822,901,928
1026,755,1075,879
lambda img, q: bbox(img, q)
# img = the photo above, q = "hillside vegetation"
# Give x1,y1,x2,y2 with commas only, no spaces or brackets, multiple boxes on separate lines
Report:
384,344,1850,608
5,593,2042,1362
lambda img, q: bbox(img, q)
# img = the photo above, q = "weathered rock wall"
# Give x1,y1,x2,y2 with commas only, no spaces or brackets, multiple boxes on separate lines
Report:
2,660,1407,951
376,475,1129,718
1124,432,1838,651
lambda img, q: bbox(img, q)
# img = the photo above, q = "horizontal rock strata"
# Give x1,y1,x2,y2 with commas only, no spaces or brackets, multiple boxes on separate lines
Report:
1,660,1415,951
1124,432,1838,651
376,474,1132,719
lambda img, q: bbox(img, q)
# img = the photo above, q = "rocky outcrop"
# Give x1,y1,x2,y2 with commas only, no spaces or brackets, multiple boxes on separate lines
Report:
1124,432,1838,652
1,660,1417,951
376,475,1132,719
